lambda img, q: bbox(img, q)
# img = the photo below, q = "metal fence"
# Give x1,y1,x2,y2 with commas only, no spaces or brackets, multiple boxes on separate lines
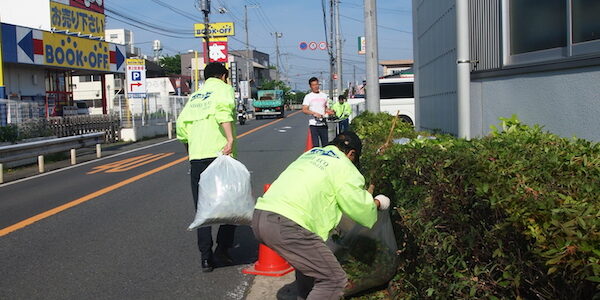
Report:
112,93,188,128
0,98,46,126
0,98,120,143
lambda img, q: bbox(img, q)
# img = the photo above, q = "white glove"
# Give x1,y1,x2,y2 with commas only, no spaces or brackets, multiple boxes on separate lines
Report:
374,194,390,210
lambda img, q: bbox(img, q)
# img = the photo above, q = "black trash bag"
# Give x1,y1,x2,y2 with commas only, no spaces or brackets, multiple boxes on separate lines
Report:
328,210,399,296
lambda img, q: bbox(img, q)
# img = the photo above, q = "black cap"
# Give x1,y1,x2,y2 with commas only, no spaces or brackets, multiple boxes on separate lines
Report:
329,131,362,167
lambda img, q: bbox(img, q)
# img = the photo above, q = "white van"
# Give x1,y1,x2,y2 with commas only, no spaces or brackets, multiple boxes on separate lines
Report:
379,76,415,125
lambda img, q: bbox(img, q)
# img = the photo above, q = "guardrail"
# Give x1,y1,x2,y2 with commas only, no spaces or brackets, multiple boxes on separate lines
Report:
0,132,105,184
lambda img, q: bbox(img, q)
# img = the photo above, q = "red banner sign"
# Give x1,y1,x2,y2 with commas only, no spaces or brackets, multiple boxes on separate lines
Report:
204,40,229,63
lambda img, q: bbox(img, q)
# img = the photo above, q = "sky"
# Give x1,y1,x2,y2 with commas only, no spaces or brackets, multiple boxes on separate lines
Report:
104,0,413,90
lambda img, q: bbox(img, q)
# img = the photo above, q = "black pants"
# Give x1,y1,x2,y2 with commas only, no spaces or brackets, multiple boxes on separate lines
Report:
190,158,236,260
338,119,350,133
310,125,328,147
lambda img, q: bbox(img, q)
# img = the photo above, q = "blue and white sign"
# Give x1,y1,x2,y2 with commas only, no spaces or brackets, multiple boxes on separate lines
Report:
126,58,146,98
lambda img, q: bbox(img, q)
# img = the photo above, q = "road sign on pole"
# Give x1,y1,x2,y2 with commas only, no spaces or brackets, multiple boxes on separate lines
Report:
318,41,328,50
194,22,235,37
126,59,147,98
204,37,229,63
358,36,366,55
299,41,308,50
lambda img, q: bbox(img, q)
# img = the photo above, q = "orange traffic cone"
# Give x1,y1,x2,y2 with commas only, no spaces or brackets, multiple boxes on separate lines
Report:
304,129,313,152
242,184,295,277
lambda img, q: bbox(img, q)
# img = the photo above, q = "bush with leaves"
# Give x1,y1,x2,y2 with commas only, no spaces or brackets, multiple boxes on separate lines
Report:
350,113,599,299
0,124,19,143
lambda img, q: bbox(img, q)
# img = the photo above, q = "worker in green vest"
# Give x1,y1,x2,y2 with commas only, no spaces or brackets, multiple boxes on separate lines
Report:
176,62,237,272
332,95,352,132
252,132,391,299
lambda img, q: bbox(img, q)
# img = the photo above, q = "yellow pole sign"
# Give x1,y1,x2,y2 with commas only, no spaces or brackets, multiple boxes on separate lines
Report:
194,22,235,37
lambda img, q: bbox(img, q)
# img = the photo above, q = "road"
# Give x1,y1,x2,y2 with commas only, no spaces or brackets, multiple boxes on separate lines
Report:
0,110,308,299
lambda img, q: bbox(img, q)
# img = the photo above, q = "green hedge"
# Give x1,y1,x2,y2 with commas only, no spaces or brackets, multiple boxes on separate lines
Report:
351,113,599,299
0,120,54,143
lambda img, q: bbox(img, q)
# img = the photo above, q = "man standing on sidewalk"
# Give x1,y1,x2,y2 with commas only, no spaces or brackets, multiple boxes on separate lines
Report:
332,95,352,132
302,77,330,147
252,132,390,299
176,62,237,272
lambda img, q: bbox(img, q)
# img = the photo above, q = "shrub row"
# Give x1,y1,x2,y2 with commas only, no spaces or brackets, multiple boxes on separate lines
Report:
351,113,599,299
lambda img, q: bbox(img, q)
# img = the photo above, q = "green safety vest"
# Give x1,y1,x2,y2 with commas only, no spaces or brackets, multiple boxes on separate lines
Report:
255,145,377,241
332,102,352,119
176,78,237,160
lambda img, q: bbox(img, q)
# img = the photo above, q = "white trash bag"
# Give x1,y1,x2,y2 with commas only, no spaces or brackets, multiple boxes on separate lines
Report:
188,155,255,230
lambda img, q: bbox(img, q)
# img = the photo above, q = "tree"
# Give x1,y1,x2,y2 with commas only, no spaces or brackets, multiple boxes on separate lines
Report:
159,54,181,75
290,91,307,105
259,79,296,104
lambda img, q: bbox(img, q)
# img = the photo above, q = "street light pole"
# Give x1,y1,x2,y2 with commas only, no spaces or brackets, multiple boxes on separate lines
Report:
364,0,380,112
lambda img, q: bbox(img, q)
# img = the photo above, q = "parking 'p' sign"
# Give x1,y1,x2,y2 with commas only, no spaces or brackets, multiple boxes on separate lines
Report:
131,71,142,81
126,59,147,98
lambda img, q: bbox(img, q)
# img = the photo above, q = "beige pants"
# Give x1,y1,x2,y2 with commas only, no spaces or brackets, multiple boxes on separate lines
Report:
252,209,347,300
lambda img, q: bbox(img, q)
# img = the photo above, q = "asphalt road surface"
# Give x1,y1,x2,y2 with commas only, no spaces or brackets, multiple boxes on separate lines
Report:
0,110,308,299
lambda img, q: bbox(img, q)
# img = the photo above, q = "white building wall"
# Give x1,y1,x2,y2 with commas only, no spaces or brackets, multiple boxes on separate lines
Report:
413,0,459,134
0,0,51,30
3,65,46,97
472,66,600,141
72,80,101,101
105,29,135,54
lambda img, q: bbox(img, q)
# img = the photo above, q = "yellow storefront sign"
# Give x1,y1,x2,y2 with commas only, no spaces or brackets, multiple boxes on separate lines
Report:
50,1,105,38
126,58,145,65
43,32,110,71
194,22,235,37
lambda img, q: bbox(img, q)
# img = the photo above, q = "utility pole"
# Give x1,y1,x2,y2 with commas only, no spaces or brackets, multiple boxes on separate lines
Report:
364,0,380,112
334,0,343,97
328,0,335,99
244,5,251,82
353,65,356,94
272,32,283,82
200,0,211,64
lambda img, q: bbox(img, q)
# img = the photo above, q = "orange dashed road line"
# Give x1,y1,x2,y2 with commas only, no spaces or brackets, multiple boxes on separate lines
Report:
87,153,174,174
86,154,154,174
0,111,303,237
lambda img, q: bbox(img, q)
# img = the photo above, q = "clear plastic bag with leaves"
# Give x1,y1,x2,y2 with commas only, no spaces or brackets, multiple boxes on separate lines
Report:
188,155,255,230
328,210,399,296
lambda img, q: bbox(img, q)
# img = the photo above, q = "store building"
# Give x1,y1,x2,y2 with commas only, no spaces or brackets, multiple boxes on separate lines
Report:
0,0,125,124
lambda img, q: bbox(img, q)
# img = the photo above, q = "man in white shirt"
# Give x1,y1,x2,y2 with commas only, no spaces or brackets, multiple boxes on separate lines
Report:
302,77,330,147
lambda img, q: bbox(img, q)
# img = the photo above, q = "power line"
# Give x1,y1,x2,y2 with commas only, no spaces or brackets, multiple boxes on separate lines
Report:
105,15,196,39
105,7,193,35
340,14,412,34
340,1,411,14
150,0,201,22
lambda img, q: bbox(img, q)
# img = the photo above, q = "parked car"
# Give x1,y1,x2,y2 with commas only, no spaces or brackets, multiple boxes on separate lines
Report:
379,76,415,125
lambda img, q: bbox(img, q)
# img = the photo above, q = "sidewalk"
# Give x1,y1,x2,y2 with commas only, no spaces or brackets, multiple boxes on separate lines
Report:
1,136,175,184
246,272,297,300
